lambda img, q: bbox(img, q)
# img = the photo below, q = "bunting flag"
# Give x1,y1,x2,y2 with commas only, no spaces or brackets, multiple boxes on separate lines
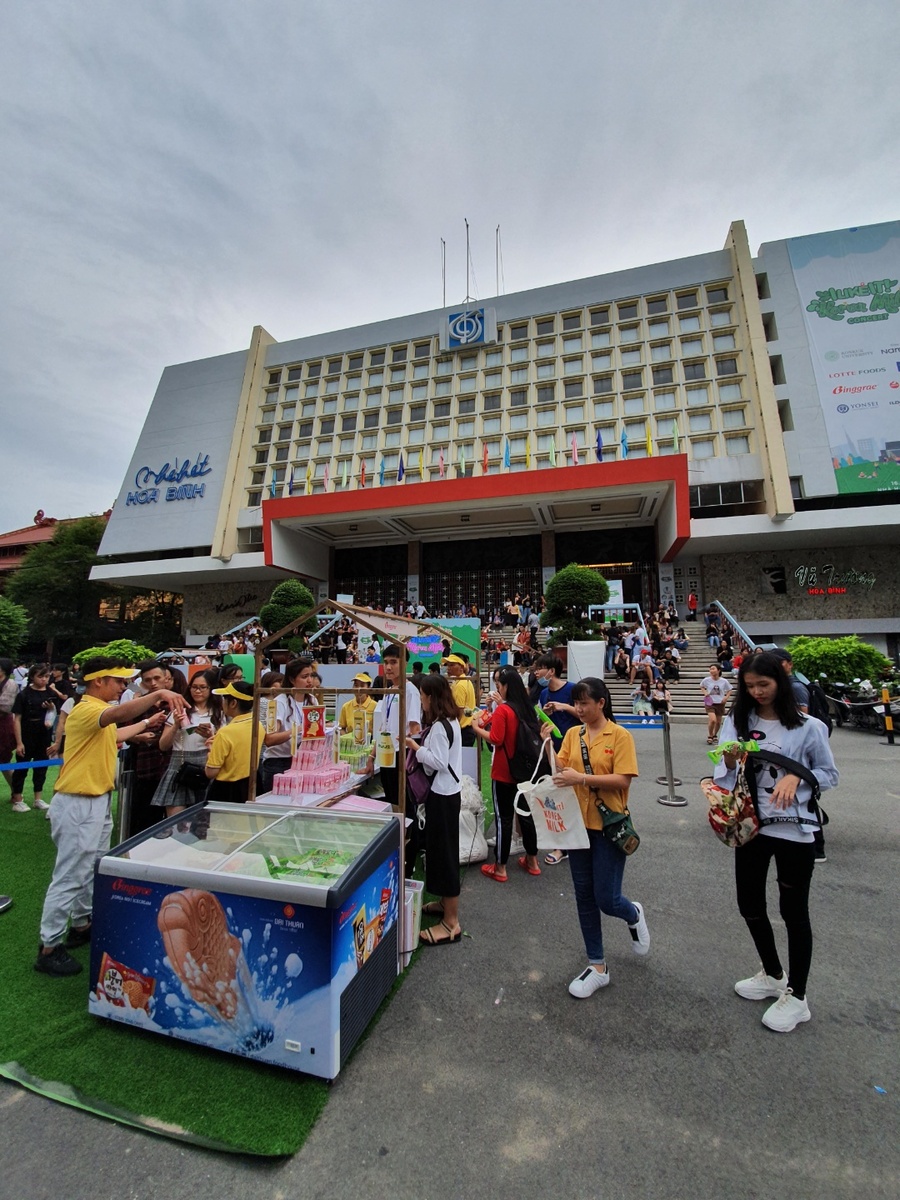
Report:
397,452,405,482
360,460,367,488
571,433,580,466
379,457,385,487
645,426,653,457
458,445,466,474
595,428,603,461
620,428,629,459
549,439,557,468
503,439,511,469
287,466,294,496
305,459,313,495
439,446,445,479
482,442,489,474
341,459,348,488
525,437,532,470
415,448,421,474
672,419,680,454
323,463,330,491
270,477,277,499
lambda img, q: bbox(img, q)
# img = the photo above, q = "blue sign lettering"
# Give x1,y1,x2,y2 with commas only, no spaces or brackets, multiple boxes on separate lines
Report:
125,488,159,506
134,454,211,489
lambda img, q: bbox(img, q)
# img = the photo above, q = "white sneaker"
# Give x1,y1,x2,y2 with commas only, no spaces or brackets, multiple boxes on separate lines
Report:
762,989,811,1032
628,901,650,956
32,798,50,811
735,967,788,1001
568,965,610,998
11,801,30,813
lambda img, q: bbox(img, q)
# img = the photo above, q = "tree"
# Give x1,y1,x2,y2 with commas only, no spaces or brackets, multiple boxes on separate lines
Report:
5,517,113,657
71,639,156,668
786,635,891,683
540,563,610,646
259,579,317,643
0,595,29,657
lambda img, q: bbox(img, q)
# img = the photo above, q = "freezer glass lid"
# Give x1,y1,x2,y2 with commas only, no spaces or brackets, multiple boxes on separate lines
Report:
112,805,289,874
217,810,388,887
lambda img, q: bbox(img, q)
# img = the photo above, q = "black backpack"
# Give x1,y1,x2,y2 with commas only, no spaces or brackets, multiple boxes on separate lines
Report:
805,680,833,736
503,713,546,783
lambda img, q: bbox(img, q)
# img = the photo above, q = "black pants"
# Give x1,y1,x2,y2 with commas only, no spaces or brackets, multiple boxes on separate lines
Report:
491,778,537,865
258,757,291,796
460,726,476,748
11,728,51,794
735,835,815,998
208,777,249,804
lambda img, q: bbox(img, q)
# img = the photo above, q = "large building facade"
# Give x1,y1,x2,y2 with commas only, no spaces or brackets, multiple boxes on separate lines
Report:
93,219,900,657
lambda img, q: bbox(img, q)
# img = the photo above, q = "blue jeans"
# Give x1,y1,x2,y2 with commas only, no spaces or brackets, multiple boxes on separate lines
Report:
605,644,616,672
568,829,639,963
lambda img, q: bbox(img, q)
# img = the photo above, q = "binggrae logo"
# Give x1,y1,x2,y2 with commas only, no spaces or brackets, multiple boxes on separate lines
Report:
807,278,900,324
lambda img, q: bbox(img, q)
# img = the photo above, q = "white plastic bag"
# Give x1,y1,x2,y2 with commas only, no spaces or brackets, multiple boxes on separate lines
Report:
514,776,590,852
459,774,488,864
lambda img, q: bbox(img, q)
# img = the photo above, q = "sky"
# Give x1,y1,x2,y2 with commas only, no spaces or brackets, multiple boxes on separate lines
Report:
1,0,896,533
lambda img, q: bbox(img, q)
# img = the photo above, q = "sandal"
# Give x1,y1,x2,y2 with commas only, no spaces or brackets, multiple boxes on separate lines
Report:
517,855,541,876
480,863,508,883
544,850,568,866
419,920,462,946
422,901,445,917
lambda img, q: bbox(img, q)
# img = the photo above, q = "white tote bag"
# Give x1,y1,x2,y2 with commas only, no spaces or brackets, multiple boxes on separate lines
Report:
514,748,590,853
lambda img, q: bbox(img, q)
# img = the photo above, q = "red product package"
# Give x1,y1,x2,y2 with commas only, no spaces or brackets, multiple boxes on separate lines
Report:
96,951,156,1010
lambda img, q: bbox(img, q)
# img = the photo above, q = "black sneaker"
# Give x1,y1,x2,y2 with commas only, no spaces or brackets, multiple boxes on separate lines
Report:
34,945,83,976
65,923,92,948
814,850,827,864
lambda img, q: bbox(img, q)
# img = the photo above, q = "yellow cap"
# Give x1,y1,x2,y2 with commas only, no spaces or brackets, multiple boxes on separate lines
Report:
213,681,254,701
82,667,138,682
441,654,466,667
352,673,373,684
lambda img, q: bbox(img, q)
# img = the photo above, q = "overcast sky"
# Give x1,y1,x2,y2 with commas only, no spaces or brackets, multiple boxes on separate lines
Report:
1,0,895,533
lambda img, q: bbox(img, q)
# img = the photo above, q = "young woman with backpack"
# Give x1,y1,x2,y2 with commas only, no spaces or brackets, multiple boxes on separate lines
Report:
472,666,541,881
406,674,463,945
550,677,650,998
714,652,838,1032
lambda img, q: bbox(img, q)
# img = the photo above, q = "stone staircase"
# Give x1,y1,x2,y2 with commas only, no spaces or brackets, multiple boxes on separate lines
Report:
603,630,716,722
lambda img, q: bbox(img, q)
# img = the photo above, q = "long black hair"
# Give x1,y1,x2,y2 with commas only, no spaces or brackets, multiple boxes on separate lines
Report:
419,674,461,723
730,650,803,739
497,667,540,730
570,676,618,723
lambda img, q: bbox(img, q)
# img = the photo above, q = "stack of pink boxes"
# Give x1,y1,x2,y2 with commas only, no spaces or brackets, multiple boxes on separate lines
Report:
271,734,352,799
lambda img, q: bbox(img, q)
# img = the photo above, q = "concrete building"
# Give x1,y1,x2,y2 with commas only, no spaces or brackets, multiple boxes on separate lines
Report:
93,219,900,657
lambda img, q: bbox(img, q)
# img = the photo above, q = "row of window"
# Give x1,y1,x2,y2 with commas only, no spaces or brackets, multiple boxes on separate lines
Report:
263,285,734,389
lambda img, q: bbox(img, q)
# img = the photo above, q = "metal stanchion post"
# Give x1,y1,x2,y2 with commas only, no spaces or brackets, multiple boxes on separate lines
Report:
882,685,895,746
657,711,687,807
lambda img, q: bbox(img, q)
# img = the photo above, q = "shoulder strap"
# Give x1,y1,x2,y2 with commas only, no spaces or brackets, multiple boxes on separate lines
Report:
438,718,459,783
746,747,824,827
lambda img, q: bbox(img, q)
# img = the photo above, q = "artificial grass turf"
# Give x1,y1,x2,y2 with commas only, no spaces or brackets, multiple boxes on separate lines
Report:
0,769,414,1156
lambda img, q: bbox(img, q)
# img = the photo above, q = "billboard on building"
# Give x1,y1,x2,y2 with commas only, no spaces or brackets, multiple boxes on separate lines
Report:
787,222,900,494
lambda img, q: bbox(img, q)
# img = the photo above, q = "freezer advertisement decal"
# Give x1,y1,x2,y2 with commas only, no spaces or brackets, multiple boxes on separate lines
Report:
89,853,398,1074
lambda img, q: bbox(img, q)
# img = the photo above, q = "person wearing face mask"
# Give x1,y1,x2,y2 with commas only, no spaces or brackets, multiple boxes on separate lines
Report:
531,652,579,866
259,657,318,795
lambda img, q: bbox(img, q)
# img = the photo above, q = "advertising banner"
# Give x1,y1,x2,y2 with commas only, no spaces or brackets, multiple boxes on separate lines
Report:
787,222,900,493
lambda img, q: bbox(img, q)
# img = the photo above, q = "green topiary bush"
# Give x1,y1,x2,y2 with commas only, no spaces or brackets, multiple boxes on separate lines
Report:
540,563,610,646
259,580,317,642
71,639,156,666
786,635,891,683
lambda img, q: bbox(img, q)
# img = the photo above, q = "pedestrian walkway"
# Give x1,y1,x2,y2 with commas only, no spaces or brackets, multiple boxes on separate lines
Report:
1,724,897,1200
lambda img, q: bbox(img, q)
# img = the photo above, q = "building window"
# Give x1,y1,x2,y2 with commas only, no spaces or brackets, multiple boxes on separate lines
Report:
510,322,528,339
435,380,451,396
458,397,476,414
255,449,268,465
718,382,742,402
537,362,555,380
434,401,451,418
713,333,736,351
483,416,502,435
593,400,614,419
258,427,272,443
366,392,382,408
390,367,406,382
414,342,431,359
484,350,502,367
689,411,712,432
247,490,262,506
687,385,709,406
681,337,703,356
341,415,357,432
563,357,583,376
564,379,584,398
318,437,333,455
679,315,701,333
691,438,716,459
650,343,671,363
368,371,384,386
348,354,363,371
509,412,529,431
436,358,453,376
621,349,642,366
304,382,319,397
726,435,750,455
591,329,611,349
593,375,613,394
432,422,449,440
592,352,612,370
483,393,501,411
683,361,706,381
537,384,555,404
409,403,426,422
562,335,583,353
648,320,670,338
391,346,407,364
339,435,356,454
510,345,528,363
408,426,425,444
563,313,582,330
537,408,557,427
457,419,475,437
536,318,554,335
411,384,427,400
277,424,293,442
484,371,502,387
412,363,428,380
260,407,276,424
386,408,402,425
622,370,643,390
618,301,638,320
624,396,645,416
565,404,585,423
716,357,739,377
363,412,379,429
318,418,334,435
707,286,729,303
385,431,401,448
281,405,296,423
710,308,732,328
653,390,676,411
510,389,528,407
619,325,640,344
306,362,320,379
722,408,746,429
286,367,303,382
268,370,282,386
322,398,337,414
590,307,610,326
361,434,376,451
676,292,697,310
647,297,668,315
370,350,385,366
510,367,528,384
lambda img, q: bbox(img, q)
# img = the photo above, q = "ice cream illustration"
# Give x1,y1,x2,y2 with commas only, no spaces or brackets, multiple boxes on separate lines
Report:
158,889,273,1051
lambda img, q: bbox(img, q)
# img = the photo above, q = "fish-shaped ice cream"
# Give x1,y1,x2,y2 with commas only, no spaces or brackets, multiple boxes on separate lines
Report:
158,889,245,1021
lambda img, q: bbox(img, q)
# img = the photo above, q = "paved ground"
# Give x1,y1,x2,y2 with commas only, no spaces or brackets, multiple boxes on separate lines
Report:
3,723,898,1200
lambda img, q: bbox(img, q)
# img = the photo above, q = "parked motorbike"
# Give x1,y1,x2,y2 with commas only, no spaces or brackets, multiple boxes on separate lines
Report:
822,677,900,733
